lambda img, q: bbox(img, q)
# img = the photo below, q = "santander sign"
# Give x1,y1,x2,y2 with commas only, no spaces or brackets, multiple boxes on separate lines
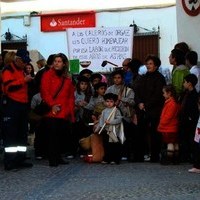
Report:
41,11,96,32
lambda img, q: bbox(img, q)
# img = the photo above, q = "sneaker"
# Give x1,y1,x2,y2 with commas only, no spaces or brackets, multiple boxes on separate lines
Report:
110,161,116,165
66,155,74,159
35,156,43,160
144,155,151,162
121,157,128,161
101,161,108,164
188,168,200,174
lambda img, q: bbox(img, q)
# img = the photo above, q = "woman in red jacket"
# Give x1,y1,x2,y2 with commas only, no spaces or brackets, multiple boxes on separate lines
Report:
40,53,75,167
157,84,180,165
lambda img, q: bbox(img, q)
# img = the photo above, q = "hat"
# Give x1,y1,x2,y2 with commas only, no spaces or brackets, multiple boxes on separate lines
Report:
16,49,31,63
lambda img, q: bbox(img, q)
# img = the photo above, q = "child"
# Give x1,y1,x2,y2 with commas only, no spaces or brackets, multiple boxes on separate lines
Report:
106,70,135,161
179,74,199,163
72,75,92,157
95,93,125,164
84,82,107,112
90,73,102,95
79,82,107,161
157,85,180,164
74,75,92,123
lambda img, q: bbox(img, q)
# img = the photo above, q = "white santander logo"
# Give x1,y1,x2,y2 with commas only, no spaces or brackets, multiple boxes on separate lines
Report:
50,18,57,27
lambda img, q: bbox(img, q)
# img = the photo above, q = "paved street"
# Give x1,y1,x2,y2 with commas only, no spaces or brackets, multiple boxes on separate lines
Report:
0,147,200,200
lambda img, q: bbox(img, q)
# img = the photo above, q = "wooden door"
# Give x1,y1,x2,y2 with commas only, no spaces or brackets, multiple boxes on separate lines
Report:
132,33,159,64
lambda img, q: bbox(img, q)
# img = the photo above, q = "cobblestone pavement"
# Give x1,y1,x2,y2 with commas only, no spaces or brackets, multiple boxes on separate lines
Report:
0,148,200,200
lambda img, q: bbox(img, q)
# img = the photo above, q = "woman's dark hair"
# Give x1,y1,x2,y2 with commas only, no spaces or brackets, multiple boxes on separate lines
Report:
25,63,35,77
53,53,69,75
47,54,55,66
145,54,161,69
54,53,68,64
163,84,177,101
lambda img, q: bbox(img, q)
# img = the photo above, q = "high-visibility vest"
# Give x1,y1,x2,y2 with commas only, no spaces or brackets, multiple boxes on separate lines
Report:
5,146,27,153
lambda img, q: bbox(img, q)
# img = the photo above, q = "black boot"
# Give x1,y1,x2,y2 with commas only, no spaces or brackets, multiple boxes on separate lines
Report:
172,150,180,165
4,152,18,170
17,152,33,168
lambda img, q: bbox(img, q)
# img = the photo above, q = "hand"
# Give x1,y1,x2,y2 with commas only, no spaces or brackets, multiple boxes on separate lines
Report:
91,115,97,122
52,104,61,115
79,100,87,107
24,75,33,82
105,120,110,125
115,99,120,106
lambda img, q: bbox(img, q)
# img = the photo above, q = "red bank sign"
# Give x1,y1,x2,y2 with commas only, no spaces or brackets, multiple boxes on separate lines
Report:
41,11,96,32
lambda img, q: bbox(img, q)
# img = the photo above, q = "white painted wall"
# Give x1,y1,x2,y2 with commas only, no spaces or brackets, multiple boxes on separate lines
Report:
176,0,200,61
1,6,177,70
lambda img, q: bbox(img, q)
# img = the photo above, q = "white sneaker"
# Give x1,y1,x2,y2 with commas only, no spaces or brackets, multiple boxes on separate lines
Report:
66,155,74,159
35,156,43,160
144,154,151,162
188,168,200,174
121,157,128,161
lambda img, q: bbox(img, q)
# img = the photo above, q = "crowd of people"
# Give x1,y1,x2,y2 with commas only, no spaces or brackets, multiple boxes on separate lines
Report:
0,41,200,174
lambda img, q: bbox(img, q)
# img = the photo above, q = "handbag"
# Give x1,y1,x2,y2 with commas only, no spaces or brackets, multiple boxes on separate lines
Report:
34,77,65,116
79,135,91,151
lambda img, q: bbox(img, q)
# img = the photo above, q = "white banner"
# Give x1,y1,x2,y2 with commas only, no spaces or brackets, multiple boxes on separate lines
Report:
67,27,134,72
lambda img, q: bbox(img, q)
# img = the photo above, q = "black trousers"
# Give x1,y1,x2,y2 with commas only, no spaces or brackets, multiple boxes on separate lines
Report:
34,119,47,157
102,131,121,163
1,97,28,166
137,112,161,162
44,118,71,164
179,119,197,162
2,97,28,148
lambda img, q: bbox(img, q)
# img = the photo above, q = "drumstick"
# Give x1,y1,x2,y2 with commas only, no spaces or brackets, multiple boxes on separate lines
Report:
98,106,117,135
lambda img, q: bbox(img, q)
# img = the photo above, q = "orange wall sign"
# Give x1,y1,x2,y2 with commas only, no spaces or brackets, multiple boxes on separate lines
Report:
40,11,96,32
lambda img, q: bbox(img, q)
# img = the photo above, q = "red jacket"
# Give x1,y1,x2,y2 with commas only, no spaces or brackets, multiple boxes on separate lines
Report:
157,97,180,133
40,68,75,122
1,62,28,103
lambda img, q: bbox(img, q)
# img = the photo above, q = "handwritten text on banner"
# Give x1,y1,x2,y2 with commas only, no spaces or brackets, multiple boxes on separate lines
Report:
67,27,134,72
